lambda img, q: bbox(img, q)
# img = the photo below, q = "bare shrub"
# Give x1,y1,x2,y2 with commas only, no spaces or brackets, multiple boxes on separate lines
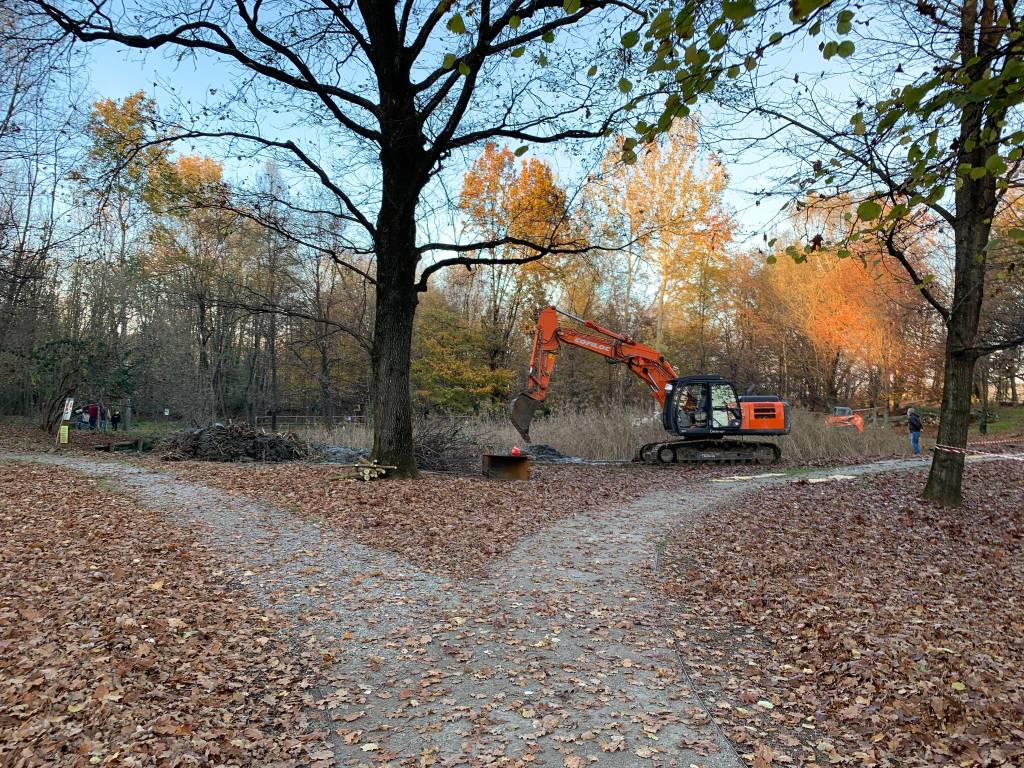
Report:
413,417,482,472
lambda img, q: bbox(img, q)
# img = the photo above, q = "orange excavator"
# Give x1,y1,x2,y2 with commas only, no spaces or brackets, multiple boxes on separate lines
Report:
509,306,791,464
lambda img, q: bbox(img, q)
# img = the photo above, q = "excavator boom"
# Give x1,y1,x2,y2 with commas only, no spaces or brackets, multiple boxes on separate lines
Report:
510,306,678,441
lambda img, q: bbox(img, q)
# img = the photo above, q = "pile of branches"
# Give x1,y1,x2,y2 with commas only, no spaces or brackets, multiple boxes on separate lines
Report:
414,418,480,472
161,423,312,463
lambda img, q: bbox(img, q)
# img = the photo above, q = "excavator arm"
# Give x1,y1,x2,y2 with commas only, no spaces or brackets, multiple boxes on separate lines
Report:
510,306,679,441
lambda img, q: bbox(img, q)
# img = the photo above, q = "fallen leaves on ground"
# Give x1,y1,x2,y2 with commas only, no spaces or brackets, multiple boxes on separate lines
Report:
661,462,1024,767
0,425,133,453
0,463,333,767
163,462,706,577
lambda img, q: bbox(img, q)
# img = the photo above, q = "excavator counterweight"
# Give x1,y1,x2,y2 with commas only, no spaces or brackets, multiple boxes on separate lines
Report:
510,306,790,464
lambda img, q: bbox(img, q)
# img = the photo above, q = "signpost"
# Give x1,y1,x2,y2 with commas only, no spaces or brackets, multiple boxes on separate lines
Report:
57,397,74,448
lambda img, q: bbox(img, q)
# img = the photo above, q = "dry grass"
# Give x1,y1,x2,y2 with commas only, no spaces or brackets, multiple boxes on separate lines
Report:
780,409,910,463
300,406,912,464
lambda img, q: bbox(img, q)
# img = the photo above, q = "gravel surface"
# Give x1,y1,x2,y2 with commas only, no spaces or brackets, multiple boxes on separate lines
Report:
3,452,944,767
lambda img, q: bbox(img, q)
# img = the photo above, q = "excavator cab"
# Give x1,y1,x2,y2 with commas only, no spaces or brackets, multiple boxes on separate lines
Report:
662,375,790,439
642,375,789,463
664,377,740,434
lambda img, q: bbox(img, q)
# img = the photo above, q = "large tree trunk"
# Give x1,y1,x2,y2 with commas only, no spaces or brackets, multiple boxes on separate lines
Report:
370,238,418,476
922,165,992,504
369,160,422,477
923,346,974,504
358,3,428,477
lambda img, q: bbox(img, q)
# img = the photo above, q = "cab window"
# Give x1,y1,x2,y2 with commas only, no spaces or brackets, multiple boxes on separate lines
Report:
677,383,708,429
710,382,739,428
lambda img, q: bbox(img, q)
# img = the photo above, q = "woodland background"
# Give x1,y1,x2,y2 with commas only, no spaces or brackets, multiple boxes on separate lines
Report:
3,12,1023,431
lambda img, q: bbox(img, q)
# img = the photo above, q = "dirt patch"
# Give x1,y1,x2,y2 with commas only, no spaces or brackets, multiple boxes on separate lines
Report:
0,463,333,767
162,460,714,577
660,461,1024,767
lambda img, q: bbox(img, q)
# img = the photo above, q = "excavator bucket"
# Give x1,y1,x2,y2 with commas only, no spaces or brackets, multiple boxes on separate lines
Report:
509,395,541,443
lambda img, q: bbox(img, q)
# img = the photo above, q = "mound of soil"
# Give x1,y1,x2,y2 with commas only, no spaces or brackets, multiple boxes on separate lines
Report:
161,423,312,463
524,443,570,462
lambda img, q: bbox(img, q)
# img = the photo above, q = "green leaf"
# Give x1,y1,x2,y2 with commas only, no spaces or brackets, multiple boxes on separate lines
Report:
951,681,966,692
621,30,640,48
514,146,529,156
649,9,674,39
511,46,525,58
542,30,555,43
446,13,466,34
822,40,838,59
727,64,740,78
458,61,471,76
563,0,581,12
538,52,548,66
985,154,1007,176
857,200,883,221
618,77,633,93
837,40,855,58
586,64,598,77
1006,227,1024,244
509,15,521,29
442,53,457,69
769,31,784,44
722,0,756,22
766,254,777,265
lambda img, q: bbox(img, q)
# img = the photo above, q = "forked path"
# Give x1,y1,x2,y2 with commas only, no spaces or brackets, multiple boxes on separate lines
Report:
5,453,935,767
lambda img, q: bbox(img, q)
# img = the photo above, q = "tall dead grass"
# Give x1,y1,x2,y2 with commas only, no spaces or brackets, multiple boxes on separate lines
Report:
301,406,912,464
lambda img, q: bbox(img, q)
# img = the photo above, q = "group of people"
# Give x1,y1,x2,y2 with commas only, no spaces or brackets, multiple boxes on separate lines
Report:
73,402,122,432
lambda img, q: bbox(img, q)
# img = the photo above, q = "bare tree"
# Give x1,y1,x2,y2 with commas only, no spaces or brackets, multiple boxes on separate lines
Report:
26,0,656,475
699,0,1024,504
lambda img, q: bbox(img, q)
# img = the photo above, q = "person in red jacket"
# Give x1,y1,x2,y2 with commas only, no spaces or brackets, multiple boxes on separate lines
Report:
87,402,99,430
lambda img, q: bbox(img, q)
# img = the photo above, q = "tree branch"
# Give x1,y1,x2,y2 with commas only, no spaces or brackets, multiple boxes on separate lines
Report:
129,129,377,235
883,226,950,322
33,0,381,141
415,235,591,291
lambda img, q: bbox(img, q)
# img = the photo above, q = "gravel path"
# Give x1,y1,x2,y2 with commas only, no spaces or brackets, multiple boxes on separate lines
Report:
4,452,939,767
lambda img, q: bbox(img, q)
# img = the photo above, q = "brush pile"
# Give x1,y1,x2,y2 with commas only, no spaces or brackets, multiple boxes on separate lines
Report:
161,423,312,463
413,418,480,472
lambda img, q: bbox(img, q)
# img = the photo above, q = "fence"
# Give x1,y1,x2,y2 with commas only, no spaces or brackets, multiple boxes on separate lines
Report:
254,414,366,429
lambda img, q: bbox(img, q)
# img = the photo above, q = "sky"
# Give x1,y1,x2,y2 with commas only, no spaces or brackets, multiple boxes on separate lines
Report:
79,23,851,250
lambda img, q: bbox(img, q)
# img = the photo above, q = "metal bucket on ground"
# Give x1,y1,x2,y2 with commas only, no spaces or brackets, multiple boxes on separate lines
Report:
482,454,531,480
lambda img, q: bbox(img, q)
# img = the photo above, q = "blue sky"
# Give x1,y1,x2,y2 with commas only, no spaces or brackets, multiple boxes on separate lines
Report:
81,29,846,248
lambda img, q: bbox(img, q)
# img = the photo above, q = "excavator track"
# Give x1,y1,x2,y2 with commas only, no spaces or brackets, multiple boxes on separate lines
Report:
636,439,781,466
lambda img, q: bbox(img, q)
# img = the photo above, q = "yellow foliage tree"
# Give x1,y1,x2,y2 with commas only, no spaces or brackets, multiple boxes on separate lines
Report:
457,143,573,371
593,119,732,364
